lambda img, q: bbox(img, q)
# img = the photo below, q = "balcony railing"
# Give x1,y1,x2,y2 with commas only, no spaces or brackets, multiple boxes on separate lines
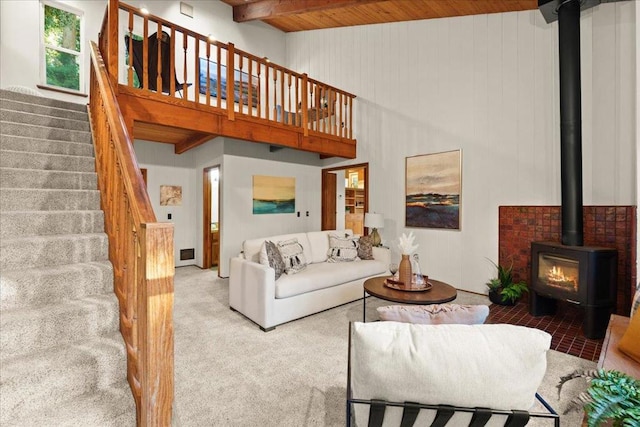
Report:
100,1,355,141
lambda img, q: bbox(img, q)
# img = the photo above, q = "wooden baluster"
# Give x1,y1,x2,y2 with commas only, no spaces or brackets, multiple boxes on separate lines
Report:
156,22,162,95
287,73,292,126
339,93,344,138
142,18,148,90
330,90,336,136
302,74,308,136
205,40,211,106
257,62,262,118
127,11,133,88
248,58,253,117
279,69,285,124
170,28,176,95
194,37,200,103
294,76,299,126
348,96,353,139
238,55,243,113
265,65,270,120
216,45,221,108
227,43,235,121
183,33,188,96
314,84,319,132
107,0,118,88
272,69,277,122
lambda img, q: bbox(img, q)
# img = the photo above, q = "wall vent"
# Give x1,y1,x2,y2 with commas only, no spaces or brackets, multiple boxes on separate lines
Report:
180,248,195,260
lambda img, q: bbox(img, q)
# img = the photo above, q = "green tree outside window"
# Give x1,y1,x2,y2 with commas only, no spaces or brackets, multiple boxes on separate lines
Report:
43,3,82,91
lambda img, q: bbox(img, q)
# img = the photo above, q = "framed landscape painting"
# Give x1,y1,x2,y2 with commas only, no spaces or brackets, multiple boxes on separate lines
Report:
198,58,258,108
405,149,461,229
253,175,295,214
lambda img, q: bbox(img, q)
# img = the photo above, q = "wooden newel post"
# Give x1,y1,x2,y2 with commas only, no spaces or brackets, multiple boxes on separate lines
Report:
139,222,175,426
107,0,119,91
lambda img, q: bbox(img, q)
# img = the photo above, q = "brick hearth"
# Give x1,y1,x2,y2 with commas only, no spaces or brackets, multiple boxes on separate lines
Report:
498,206,636,315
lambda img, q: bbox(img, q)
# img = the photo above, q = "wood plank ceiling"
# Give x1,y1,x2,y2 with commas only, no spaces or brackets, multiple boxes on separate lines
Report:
221,0,538,32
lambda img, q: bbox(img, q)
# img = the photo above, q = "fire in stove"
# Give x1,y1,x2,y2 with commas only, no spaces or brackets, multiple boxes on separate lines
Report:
546,266,578,292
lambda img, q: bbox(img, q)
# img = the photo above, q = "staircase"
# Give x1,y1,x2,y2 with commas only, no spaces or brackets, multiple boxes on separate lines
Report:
0,89,136,426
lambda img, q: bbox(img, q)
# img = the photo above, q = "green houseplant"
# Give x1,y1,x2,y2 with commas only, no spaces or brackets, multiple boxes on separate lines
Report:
557,368,640,427
485,259,528,305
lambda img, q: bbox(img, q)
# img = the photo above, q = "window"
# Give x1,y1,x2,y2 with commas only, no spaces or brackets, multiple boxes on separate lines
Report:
40,1,84,92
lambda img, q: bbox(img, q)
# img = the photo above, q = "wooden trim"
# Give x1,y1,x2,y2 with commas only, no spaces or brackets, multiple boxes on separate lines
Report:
232,0,381,23
36,85,88,98
203,168,212,269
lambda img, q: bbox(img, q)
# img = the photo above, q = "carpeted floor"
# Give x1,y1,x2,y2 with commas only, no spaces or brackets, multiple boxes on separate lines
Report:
172,266,595,426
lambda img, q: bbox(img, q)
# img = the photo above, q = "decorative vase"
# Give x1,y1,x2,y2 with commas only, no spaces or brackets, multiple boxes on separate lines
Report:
399,254,412,286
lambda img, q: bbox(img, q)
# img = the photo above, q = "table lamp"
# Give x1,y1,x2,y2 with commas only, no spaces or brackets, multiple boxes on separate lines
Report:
364,213,384,246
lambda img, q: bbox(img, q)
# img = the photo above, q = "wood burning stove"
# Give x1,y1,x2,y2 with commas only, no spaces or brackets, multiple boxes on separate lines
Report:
529,242,617,339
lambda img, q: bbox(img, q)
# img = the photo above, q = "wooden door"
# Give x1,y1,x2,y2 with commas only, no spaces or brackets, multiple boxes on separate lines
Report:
322,172,337,230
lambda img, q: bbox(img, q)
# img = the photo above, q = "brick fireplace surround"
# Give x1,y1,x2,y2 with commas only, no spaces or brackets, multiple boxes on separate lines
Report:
498,206,637,315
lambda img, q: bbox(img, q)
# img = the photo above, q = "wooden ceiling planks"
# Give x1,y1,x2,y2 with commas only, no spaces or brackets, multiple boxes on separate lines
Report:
221,0,538,32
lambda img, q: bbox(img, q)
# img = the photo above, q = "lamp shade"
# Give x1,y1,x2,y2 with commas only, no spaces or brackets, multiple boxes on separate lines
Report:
364,213,384,229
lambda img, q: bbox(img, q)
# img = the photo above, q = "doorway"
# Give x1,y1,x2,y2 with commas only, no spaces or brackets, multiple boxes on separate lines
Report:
321,163,368,235
202,165,220,272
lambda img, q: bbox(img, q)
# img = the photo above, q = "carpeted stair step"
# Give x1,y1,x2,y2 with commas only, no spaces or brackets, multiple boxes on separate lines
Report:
0,149,96,172
0,261,113,311
0,121,91,144
0,134,94,157
1,98,88,122
0,109,91,132
0,293,120,361
0,332,128,425
0,210,104,239
0,233,108,270
0,168,97,190
0,188,100,211
7,383,136,427
0,89,87,112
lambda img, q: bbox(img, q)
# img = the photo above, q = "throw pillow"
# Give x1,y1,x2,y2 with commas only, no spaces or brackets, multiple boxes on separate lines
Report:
277,238,307,274
327,235,359,262
618,309,640,364
377,304,490,325
357,235,374,260
259,241,285,280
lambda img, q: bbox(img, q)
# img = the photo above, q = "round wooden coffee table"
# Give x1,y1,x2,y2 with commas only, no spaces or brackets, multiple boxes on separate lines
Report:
362,276,457,321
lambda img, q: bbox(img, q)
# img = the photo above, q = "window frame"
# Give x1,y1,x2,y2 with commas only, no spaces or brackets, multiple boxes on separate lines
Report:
39,0,85,94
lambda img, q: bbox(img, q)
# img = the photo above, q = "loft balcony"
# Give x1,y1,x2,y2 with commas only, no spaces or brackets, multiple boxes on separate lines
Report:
99,1,357,158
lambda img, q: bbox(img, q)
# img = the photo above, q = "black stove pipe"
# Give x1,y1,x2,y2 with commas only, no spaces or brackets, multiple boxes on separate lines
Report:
558,0,583,246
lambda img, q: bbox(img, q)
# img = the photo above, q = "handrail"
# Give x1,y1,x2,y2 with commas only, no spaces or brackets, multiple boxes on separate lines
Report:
102,1,356,141
88,40,175,426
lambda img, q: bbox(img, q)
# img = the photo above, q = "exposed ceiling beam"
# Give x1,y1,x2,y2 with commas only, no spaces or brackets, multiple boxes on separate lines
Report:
233,0,383,23
175,134,217,154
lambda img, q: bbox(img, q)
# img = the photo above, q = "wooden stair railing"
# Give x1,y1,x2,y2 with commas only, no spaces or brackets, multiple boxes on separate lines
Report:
102,0,355,143
89,40,175,426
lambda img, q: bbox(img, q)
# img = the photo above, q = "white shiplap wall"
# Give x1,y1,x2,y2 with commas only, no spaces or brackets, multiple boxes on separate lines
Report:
286,4,637,294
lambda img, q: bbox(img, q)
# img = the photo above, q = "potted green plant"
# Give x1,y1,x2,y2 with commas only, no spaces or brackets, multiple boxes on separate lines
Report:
557,368,640,427
485,259,528,306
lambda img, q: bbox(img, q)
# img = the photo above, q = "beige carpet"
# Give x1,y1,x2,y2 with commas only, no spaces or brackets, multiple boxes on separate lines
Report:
172,266,594,427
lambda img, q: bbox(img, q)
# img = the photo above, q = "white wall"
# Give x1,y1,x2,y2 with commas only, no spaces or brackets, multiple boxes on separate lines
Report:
286,3,637,294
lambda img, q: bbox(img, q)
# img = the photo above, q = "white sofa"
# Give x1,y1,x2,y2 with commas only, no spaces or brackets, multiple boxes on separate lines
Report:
229,230,390,331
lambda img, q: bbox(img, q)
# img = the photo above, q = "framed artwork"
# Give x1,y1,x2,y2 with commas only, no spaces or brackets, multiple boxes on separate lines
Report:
405,149,461,229
252,175,295,214
160,185,182,206
348,172,358,188
198,58,258,108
